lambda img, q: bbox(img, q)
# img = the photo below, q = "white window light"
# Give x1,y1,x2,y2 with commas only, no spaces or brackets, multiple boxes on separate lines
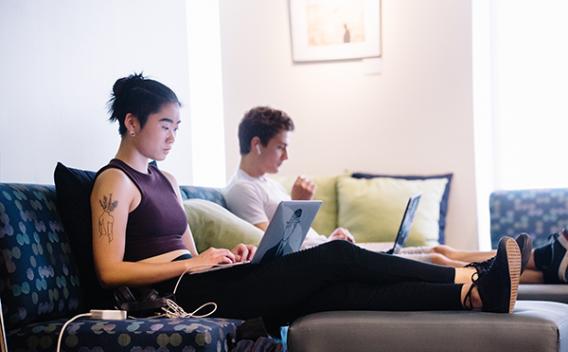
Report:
185,0,226,187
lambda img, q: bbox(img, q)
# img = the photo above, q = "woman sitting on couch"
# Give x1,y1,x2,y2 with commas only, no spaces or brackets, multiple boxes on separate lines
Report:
90,73,522,331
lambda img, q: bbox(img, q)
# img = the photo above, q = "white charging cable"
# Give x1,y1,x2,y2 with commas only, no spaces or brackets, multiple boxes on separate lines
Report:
173,266,192,295
55,313,92,352
157,267,217,319
56,310,127,352
159,299,217,319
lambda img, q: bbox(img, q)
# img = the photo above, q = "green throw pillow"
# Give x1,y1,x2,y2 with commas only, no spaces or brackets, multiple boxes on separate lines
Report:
271,175,339,236
184,199,263,252
337,176,448,246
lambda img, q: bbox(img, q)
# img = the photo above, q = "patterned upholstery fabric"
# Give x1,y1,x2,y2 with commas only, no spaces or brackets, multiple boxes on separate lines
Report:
0,184,82,330
8,316,242,352
489,188,568,249
179,186,227,209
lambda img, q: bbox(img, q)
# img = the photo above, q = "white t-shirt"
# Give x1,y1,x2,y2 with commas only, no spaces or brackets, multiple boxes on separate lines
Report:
224,169,327,249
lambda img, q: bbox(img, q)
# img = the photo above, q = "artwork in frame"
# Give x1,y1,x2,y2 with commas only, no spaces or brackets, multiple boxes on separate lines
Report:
289,0,381,62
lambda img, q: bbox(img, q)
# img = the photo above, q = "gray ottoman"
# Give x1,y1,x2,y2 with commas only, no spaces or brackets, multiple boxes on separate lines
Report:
288,301,568,352
519,285,568,304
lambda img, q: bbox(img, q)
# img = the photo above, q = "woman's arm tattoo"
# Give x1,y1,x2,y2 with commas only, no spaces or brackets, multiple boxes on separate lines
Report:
98,193,118,243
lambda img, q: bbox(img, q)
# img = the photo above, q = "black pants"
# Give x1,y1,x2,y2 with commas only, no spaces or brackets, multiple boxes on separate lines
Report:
155,241,463,326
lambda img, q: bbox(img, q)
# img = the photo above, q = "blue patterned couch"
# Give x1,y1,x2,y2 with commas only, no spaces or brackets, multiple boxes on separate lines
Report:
490,188,568,249
0,183,281,352
490,188,568,303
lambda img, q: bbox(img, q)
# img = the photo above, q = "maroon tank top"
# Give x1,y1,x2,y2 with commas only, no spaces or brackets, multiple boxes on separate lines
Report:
96,159,189,261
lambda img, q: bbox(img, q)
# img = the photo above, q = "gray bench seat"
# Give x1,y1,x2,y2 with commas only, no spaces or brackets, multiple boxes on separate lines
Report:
519,285,568,304
288,301,568,352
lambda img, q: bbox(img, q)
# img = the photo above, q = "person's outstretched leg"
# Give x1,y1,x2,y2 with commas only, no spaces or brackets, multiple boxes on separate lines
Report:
168,238,519,323
282,240,479,285
270,236,522,326
520,269,544,283
432,245,496,263
396,251,468,267
269,281,464,326
533,229,568,283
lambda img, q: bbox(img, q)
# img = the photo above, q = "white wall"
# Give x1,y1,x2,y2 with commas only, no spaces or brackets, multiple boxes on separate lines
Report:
0,0,481,249
220,0,479,249
0,0,193,185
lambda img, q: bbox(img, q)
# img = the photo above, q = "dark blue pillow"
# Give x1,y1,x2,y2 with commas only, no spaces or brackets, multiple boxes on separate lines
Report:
54,162,114,309
351,172,453,244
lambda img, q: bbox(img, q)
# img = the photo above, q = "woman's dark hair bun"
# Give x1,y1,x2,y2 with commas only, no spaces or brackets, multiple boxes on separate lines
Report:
112,72,145,97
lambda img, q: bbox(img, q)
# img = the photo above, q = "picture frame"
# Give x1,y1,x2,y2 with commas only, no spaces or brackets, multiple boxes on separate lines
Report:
289,0,381,62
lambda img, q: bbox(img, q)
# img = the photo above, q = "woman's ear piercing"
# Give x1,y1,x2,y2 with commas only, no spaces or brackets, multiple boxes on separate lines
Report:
130,131,136,137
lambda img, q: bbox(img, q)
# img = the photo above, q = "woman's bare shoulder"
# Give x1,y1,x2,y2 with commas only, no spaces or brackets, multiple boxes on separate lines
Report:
91,168,135,196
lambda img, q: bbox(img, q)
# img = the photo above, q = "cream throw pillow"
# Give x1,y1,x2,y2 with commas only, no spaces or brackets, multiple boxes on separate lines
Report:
337,176,448,246
184,199,263,252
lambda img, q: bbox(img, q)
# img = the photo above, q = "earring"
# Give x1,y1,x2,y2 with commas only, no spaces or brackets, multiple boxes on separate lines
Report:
130,131,136,137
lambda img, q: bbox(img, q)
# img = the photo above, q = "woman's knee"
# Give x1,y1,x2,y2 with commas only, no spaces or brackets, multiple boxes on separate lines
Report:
325,239,355,253
316,239,357,260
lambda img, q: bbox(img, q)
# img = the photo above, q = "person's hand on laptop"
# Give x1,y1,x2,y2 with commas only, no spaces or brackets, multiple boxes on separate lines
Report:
329,227,355,243
194,247,237,268
231,243,257,262
291,176,316,200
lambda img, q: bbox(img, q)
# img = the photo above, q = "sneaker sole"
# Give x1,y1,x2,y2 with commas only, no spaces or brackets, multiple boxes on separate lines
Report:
504,238,521,313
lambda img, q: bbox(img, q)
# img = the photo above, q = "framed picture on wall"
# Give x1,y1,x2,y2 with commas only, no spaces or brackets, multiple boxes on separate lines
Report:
289,0,381,62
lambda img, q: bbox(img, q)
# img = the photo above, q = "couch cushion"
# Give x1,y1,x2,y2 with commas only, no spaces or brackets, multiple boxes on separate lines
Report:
7,316,244,352
184,199,263,252
307,176,339,236
352,172,453,244
0,184,82,330
53,162,114,310
179,185,227,209
288,301,568,352
337,176,448,246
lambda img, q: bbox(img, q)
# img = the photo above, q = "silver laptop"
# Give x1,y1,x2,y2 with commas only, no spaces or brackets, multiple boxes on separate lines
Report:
191,200,322,273
252,200,321,264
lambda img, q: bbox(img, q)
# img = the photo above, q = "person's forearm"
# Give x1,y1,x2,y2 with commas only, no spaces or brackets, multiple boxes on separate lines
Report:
96,259,194,288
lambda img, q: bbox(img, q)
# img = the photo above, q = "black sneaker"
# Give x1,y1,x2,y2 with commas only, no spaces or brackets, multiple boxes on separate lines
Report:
466,233,532,276
465,257,493,276
533,229,568,283
515,233,532,274
475,237,521,313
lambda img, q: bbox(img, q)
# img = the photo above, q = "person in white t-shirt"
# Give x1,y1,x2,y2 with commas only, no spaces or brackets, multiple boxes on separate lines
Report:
223,106,563,284
224,107,353,248
224,106,478,257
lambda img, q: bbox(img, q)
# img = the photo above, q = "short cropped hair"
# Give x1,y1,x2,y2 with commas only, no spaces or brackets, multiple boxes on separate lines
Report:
238,106,295,155
108,73,181,136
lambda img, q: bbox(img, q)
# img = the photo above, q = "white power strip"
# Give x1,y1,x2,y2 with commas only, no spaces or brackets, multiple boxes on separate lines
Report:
89,309,127,320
